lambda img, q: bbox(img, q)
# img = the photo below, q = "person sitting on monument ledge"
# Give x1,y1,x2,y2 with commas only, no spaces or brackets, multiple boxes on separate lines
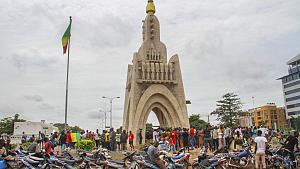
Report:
147,141,166,169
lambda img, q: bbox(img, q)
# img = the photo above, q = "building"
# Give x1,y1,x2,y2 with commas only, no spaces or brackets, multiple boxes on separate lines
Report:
122,0,190,144
239,116,252,128
251,103,287,129
14,120,58,137
278,53,300,117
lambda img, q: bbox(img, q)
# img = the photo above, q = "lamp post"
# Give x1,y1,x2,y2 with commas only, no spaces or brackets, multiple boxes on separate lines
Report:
99,109,107,130
102,96,120,129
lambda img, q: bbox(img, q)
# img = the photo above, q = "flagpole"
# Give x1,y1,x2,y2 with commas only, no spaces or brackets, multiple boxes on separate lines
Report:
64,16,72,131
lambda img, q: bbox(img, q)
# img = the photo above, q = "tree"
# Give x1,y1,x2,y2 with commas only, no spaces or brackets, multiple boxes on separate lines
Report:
212,92,242,127
189,114,209,130
0,114,26,135
290,116,300,130
69,126,84,133
146,123,153,132
53,123,84,133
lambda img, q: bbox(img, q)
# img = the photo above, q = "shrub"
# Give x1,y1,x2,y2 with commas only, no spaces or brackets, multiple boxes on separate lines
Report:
11,144,17,149
20,142,33,150
75,139,94,151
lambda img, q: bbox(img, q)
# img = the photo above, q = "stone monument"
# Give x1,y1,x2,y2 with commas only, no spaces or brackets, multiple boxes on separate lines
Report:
123,0,190,144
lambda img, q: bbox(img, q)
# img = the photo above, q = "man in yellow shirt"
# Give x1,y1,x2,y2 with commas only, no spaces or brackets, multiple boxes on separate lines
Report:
105,131,110,149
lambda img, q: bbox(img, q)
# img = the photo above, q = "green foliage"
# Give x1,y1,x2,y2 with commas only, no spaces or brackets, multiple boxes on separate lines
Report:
116,126,123,133
75,139,94,151
290,116,300,130
53,123,84,133
0,114,26,135
70,126,84,133
53,123,65,132
11,144,17,149
20,142,33,150
189,114,209,130
281,127,294,136
212,92,242,128
146,123,153,132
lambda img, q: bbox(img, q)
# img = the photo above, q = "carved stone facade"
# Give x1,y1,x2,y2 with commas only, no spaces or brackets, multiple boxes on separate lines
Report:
123,0,190,144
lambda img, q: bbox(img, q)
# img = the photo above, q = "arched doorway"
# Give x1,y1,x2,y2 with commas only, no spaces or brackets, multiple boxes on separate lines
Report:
124,84,189,144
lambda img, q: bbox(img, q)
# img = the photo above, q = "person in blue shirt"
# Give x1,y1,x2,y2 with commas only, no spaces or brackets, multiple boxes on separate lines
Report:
252,127,257,141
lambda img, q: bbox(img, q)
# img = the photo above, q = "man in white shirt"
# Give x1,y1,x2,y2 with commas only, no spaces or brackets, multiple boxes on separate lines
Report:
258,125,268,138
211,128,219,151
153,129,159,142
224,127,231,146
254,130,268,169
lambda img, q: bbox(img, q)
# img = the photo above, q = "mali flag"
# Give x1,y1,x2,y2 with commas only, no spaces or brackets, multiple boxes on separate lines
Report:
61,18,72,54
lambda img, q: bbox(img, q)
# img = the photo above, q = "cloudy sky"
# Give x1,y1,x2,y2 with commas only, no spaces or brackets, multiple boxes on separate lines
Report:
0,0,300,130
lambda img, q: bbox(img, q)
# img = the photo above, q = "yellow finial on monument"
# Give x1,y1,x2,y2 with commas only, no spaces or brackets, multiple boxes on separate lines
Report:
146,0,155,14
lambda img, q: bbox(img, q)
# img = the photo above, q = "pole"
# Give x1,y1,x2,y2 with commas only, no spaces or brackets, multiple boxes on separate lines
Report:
102,96,119,129
110,99,113,129
104,111,107,129
102,119,104,131
207,115,210,124
64,16,72,131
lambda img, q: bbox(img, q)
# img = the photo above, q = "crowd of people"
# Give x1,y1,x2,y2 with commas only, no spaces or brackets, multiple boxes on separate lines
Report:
1,124,300,168
16,128,137,153
147,125,299,169
146,125,289,152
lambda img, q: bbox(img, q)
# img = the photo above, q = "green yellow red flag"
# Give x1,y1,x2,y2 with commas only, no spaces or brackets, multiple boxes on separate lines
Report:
61,19,72,54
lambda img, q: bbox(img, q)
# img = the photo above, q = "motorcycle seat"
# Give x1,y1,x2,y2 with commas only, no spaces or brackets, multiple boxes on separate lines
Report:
29,156,44,161
144,162,160,169
173,153,185,160
25,157,40,164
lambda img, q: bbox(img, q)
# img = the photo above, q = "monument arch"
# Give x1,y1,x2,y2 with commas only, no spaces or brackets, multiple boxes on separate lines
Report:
123,0,190,144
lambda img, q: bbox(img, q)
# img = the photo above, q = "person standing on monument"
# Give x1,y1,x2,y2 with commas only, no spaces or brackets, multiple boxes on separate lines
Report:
138,129,143,145
128,131,134,151
116,130,121,151
121,130,128,151
198,128,204,148
104,130,110,150
189,127,195,149
110,128,116,151
94,130,100,149
59,130,67,151
182,128,189,152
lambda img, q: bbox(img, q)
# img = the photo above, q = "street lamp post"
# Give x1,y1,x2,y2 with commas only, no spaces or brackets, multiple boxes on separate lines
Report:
99,109,107,130
102,96,120,129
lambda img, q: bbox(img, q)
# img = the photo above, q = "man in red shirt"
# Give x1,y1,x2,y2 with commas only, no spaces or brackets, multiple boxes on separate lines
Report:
170,133,176,153
190,128,195,149
66,131,72,148
128,131,134,151
44,137,53,155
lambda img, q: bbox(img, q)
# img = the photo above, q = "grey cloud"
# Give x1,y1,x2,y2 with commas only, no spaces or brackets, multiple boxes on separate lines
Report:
24,95,43,102
79,14,135,49
0,0,299,130
88,112,100,119
6,49,57,70
39,103,55,110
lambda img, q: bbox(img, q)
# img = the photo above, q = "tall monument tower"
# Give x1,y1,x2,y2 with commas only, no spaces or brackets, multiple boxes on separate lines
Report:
123,0,190,143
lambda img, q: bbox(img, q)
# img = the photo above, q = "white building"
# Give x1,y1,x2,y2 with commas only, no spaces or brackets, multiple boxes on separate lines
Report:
239,116,253,128
278,53,300,118
14,120,59,137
